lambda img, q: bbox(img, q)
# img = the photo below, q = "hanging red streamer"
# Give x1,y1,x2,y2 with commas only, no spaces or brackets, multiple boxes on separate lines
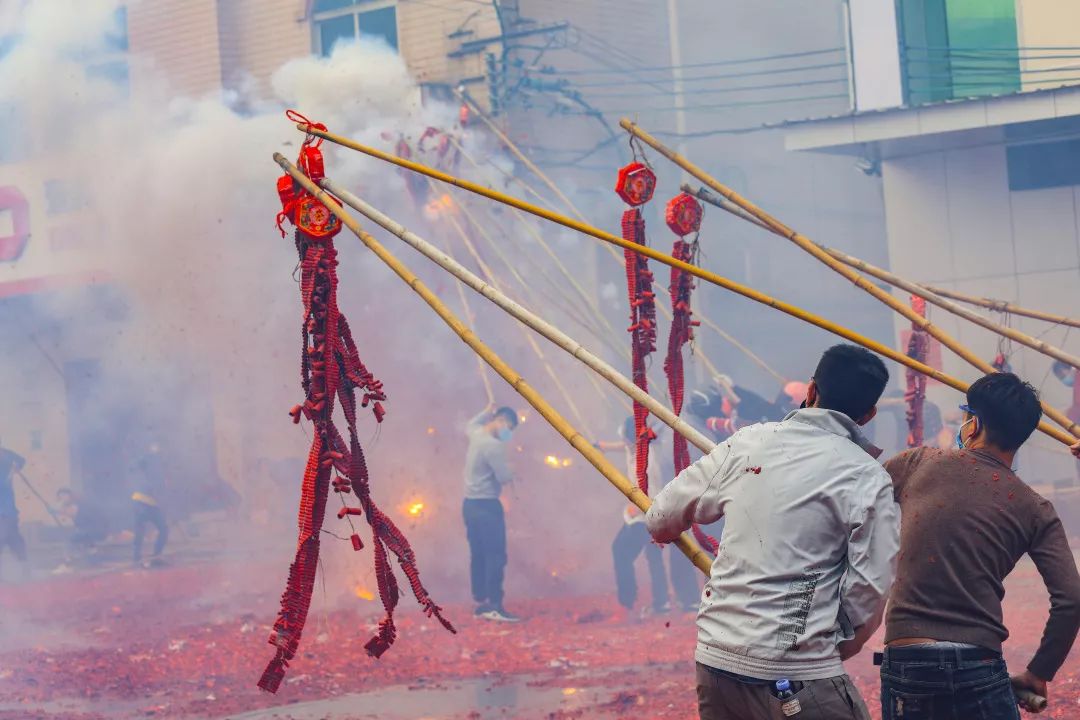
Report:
904,296,928,448
260,112,454,694
662,194,717,555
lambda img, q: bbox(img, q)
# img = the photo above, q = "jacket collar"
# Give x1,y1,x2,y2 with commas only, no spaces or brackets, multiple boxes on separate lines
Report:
783,407,883,459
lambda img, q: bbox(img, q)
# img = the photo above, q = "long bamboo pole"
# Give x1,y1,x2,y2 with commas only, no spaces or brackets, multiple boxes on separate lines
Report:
294,124,1078,447
323,177,713,454
275,153,713,575
918,285,1080,330
686,183,1080,372
621,118,1080,439
440,192,595,432
454,197,632,414
452,269,496,404
449,105,744,393
824,247,1080,371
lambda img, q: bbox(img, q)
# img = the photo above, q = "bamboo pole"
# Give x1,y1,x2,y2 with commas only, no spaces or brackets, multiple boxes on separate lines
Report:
323,176,713,454
449,106,744,393
918,285,1080,330
275,153,713,575
823,247,1080,371
454,197,632,413
621,118,1080,439
452,270,496,404
293,124,1078,447
439,190,595,433
685,183,1080,372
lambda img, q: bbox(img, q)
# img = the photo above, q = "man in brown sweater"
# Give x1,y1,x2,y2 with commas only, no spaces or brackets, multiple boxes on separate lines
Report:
881,373,1080,719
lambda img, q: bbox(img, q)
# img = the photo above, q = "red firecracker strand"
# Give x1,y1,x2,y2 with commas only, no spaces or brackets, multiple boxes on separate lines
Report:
621,208,657,494
261,117,454,694
663,238,717,555
904,296,928,448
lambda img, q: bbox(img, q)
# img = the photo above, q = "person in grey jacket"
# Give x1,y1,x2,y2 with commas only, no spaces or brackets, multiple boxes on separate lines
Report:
646,344,900,720
463,405,519,623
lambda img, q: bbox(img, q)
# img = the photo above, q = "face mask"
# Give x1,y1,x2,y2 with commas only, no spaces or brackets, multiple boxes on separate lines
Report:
497,428,512,442
1064,374,1076,388
955,416,976,449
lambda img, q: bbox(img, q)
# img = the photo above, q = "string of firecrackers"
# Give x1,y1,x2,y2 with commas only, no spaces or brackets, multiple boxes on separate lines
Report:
615,161,659,496
617,118,1080,445
904,296,929,449
260,111,454,695
662,192,719,555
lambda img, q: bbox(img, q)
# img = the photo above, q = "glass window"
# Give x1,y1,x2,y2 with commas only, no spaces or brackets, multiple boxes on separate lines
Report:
317,14,356,57
1006,138,1080,192
313,0,358,11
358,6,397,50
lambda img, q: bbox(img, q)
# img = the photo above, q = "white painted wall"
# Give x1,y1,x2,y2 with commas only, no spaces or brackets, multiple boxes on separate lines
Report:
848,0,904,111
881,144,1080,481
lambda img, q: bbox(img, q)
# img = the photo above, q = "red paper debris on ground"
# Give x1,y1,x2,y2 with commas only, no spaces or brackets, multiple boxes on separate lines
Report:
2,553,1078,719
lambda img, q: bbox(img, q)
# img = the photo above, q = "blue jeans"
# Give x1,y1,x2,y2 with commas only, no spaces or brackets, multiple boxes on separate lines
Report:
879,645,1020,720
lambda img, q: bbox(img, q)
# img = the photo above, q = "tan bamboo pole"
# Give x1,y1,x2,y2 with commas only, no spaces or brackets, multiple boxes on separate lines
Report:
440,194,595,432
621,118,1080,439
918,285,1080,330
452,269,496,404
822,247,1080,371
323,176,713,454
276,153,713,575
294,124,1078,447
449,113,747,395
448,135,629,358
454,199,633,414
685,183,1080,373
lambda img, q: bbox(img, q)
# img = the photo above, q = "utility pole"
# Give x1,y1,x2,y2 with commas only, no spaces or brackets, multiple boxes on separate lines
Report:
666,0,689,183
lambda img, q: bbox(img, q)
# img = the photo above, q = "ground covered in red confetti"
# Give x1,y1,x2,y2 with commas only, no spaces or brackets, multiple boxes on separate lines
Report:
1,554,1078,719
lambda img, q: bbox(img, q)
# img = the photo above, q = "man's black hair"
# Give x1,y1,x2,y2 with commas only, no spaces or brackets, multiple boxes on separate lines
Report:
494,406,519,429
966,372,1042,452
813,344,889,421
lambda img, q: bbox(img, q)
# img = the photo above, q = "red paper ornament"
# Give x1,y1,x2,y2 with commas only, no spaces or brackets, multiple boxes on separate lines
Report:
665,193,703,236
614,162,656,206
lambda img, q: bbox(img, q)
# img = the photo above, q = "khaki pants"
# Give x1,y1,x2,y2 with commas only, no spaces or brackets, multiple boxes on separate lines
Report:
696,662,871,720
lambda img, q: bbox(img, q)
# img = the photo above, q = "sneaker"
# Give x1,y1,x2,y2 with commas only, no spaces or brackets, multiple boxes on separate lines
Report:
480,607,521,623
640,603,671,620
51,563,74,575
473,604,493,618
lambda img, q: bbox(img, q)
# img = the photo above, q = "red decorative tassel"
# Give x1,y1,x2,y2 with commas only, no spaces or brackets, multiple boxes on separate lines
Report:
905,296,928,448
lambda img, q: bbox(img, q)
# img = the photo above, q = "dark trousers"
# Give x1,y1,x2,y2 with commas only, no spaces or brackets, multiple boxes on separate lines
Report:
0,513,27,572
880,646,1020,720
133,502,168,562
463,498,506,607
697,663,870,720
613,522,668,610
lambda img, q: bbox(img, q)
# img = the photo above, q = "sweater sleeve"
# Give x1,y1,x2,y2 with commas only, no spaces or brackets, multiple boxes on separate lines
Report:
1027,502,1080,681
645,433,737,543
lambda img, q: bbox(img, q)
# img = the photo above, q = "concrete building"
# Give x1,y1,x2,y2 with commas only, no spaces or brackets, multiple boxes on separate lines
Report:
785,0,1080,481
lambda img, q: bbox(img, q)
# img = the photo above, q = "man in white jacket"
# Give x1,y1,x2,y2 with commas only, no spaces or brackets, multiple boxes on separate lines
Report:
646,344,900,720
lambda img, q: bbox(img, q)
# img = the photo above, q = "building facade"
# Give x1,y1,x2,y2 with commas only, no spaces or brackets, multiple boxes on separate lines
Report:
787,0,1080,481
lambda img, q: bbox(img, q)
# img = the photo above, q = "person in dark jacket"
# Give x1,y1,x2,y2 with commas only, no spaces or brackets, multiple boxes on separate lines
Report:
131,442,169,567
0,439,27,579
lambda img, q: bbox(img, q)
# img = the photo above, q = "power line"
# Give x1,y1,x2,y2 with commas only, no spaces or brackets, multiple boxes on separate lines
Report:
575,92,848,115
567,62,848,89
534,47,844,76
580,76,847,100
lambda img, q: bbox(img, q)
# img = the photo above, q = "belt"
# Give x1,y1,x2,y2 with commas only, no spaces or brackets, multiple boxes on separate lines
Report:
875,645,1000,666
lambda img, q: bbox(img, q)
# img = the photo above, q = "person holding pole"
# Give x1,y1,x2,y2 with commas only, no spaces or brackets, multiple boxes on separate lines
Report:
646,344,898,720
0,438,28,581
880,373,1080,719
131,441,169,568
462,404,520,623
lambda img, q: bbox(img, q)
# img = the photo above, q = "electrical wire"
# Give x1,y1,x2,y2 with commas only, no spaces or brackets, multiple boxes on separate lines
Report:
567,62,848,89
535,47,844,76
581,76,847,99
570,92,849,115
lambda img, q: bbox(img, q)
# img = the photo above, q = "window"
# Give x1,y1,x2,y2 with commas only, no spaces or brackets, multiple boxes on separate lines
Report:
1006,138,1080,192
313,0,398,57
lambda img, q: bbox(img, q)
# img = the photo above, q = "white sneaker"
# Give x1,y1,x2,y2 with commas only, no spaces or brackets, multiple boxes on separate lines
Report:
480,607,521,623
